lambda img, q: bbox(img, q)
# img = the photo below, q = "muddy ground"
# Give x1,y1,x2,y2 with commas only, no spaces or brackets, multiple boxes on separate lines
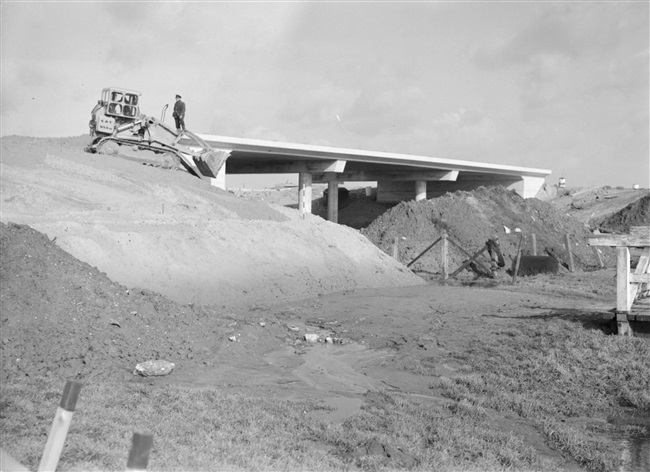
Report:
1,135,649,468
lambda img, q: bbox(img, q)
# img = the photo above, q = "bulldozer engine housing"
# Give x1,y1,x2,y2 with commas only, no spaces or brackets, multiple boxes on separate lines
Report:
85,87,229,180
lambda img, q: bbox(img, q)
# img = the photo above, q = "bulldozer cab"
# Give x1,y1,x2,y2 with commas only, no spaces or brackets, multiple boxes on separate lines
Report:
101,87,141,119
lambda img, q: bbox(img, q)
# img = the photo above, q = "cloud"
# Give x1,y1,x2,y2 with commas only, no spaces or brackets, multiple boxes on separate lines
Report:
473,8,580,69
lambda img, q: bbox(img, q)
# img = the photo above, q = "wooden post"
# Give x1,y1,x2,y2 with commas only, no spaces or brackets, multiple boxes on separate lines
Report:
531,234,537,256
38,380,83,472
441,232,448,280
512,233,524,284
298,172,312,217
126,431,154,471
564,234,575,272
592,246,605,268
392,237,399,259
616,246,632,336
617,247,632,313
587,227,650,335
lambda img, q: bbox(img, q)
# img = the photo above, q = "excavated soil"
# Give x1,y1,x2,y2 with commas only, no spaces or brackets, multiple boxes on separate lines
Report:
361,186,621,277
1,135,648,469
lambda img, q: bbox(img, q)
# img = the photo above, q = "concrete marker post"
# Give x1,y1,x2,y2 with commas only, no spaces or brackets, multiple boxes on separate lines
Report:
38,380,83,472
126,431,154,471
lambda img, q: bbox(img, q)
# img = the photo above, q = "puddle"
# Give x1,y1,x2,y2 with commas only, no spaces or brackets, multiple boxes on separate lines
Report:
264,343,385,419
264,342,447,420
316,397,365,421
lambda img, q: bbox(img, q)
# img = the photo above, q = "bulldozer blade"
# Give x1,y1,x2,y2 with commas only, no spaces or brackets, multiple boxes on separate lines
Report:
193,149,231,179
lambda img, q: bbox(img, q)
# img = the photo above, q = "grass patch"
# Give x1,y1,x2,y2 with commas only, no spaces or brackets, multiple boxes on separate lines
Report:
436,318,650,471
3,378,569,471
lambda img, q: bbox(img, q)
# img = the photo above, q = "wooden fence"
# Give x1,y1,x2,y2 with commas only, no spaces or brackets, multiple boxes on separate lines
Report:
588,226,650,336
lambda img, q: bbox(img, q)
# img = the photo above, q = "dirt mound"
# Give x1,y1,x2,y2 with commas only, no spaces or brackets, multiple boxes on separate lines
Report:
549,186,650,228
0,221,217,382
361,186,613,275
597,194,650,233
0,136,423,307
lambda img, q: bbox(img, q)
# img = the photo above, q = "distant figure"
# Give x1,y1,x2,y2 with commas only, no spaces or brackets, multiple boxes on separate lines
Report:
173,94,186,132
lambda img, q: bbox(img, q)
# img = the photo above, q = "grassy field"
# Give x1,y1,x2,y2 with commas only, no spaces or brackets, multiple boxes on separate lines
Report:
2,314,648,471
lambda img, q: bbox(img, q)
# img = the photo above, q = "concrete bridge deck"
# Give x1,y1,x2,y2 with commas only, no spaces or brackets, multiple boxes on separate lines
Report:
194,134,552,222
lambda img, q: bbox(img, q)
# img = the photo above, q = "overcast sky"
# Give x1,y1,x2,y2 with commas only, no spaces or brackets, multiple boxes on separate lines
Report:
2,1,648,189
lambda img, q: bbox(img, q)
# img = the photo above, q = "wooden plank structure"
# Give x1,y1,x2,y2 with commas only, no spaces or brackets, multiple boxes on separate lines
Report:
406,233,500,279
588,226,650,336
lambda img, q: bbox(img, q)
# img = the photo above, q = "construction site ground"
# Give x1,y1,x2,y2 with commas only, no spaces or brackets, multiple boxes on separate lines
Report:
1,136,649,470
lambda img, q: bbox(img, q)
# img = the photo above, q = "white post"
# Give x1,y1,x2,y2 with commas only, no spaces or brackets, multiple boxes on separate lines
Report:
39,381,82,472
616,246,632,336
617,247,631,313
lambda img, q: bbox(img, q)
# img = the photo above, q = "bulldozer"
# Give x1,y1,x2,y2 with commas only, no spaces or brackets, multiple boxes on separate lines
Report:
85,87,229,179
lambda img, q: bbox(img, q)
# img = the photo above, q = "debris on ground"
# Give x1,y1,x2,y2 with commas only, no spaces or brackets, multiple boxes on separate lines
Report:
133,360,175,377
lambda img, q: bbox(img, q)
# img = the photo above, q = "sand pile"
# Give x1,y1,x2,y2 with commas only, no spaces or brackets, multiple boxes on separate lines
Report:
0,136,423,308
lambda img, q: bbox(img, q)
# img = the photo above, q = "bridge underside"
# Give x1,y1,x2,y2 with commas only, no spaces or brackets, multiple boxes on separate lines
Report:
196,134,551,223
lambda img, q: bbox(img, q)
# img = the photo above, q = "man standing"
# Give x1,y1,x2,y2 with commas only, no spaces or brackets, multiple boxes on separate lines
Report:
172,94,186,132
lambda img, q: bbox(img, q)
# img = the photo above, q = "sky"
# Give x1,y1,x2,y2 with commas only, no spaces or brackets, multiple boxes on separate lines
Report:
1,0,648,189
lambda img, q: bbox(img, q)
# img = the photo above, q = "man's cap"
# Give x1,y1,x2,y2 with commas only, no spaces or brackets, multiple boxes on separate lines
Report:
175,94,181,99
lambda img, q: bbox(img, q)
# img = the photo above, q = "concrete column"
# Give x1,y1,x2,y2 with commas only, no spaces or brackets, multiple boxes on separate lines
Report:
415,180,427,201
210,165,227,190
327,181,338,223
298,172,312,216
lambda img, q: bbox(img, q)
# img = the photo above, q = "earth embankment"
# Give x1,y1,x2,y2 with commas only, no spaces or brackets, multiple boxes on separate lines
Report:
0,136,424,307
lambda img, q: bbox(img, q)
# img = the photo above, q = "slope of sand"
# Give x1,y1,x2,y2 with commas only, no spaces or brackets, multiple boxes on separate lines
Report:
0,136,424,307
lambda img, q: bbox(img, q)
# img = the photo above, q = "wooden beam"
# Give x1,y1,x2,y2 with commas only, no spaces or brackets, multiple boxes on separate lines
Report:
450,245,490,279
406,236,443,268
588,233,650,247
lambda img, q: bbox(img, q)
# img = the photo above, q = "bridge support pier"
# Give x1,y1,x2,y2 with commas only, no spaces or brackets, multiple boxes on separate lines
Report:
327,181,339,223
415,180,427,201
298,172,312,216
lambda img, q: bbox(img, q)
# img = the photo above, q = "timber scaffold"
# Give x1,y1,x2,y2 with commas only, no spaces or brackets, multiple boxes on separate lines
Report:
588,226,650,336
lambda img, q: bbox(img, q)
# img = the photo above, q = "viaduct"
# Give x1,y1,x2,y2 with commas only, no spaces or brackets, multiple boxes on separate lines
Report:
197,134,552,223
